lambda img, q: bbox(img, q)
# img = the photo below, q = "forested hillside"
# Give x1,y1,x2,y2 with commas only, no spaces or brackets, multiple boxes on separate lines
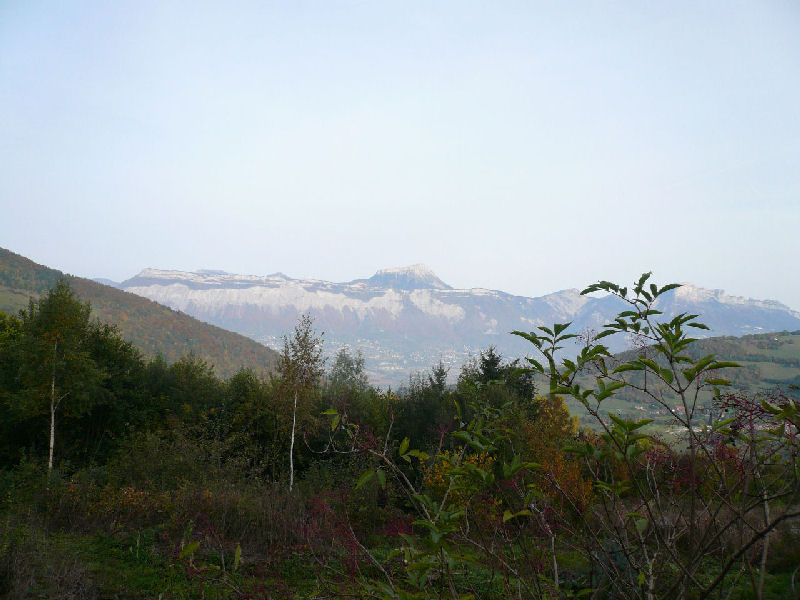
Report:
0,248,278,377
561,329,800,425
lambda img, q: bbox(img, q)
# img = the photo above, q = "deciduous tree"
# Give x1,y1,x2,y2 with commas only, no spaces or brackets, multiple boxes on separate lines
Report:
278,313,324,491
17,279,102,474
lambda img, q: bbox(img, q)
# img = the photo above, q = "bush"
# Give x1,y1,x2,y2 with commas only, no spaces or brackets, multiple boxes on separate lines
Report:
0,518,98,600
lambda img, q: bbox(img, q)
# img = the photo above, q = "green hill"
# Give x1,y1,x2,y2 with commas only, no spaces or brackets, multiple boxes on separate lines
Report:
0,248,278,378
552,330,800,426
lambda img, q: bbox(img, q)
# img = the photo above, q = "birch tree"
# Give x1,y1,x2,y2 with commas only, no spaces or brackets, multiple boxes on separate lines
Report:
19,279,102,475
278,314,324,492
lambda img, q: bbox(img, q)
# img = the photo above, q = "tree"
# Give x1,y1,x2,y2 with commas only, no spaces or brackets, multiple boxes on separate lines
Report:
328,347,369,392
167,354,223,418
17,279,103,475
278,314,324,491
428,359,449,397
0,311,24,465
459,347,536,401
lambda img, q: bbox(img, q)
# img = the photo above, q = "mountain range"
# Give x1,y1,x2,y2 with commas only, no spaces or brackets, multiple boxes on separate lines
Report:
114,264,800,385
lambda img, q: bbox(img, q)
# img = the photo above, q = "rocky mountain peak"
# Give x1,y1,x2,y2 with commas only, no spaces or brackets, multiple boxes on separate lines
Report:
365,264,452,291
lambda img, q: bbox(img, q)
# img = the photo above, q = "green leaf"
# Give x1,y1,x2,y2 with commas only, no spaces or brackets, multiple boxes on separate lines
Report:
407,449,430,461
553,322,570,336
609,413,630,431
321,408,338,416
761,400,780,415
595,481,615,493
708,361,741,370
179,541,200,559
635,518,648,534
412,494,436,511
636,272,652,288
331,415,340,430
233,544,241,572
399,437,410,456
413,520,440,533
658,283,682,296
712,417,736,431
595,379,626,402
614,363,645,374
355,470,375,490
511,330,543,348
525,356,544,373
639,358,659,371
564,443,589,456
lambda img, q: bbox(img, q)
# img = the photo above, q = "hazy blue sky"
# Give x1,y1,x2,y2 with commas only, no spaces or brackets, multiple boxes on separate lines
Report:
2,2,799,308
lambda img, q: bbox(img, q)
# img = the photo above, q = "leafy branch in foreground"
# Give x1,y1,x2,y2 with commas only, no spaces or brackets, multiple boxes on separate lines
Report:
320,388,568,599
512,273,800,600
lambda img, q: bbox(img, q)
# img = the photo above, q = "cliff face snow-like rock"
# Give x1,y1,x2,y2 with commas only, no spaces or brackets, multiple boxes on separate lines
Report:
119,267,800,384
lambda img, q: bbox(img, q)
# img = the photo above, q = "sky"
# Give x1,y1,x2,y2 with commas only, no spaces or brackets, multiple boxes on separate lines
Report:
2,1,799,309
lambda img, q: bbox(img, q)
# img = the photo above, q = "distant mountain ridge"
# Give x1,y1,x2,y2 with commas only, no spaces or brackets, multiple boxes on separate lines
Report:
118,264,800,384
0,248,278,378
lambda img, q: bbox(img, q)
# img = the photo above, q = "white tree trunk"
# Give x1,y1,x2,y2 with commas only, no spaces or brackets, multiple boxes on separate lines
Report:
48,340,57,475
551,534,559,592
289,389,297,492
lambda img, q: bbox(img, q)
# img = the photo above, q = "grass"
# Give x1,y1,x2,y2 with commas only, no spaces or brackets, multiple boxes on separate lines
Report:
3,485,799,600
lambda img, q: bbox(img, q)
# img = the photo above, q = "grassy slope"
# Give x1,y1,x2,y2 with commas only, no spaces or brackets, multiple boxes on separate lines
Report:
558,330,800,425
0,247,278,378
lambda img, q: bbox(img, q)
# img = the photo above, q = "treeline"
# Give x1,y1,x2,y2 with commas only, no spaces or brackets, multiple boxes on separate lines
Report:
0,279,548,482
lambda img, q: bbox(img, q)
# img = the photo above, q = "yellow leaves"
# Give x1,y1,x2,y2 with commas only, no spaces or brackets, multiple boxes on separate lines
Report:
523,395,577,464
422,450,496,504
